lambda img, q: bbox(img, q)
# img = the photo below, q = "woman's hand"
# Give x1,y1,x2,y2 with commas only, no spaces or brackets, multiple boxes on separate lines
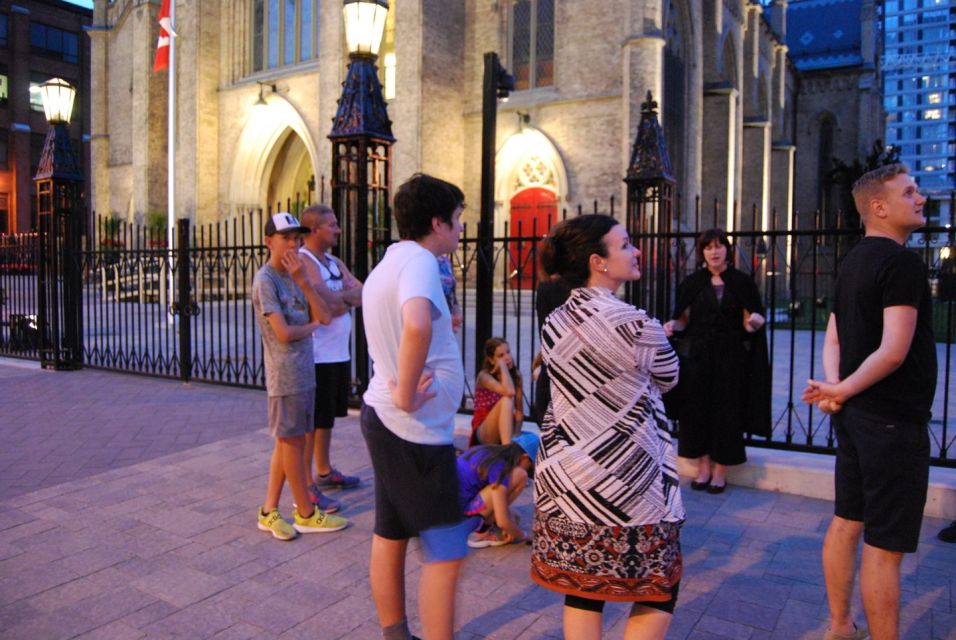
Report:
663,320,675,337
744,310,765,333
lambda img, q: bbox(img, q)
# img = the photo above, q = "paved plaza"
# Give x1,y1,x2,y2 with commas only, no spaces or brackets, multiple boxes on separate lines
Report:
1,358,955,639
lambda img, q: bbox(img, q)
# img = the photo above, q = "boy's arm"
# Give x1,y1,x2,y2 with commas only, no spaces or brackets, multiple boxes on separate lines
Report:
804,306,917,407
284,250,332,325
821,313,840,384
389,297,437,412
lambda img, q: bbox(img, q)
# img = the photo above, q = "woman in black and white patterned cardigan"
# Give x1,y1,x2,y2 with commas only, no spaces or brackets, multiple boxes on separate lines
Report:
531,214,684,640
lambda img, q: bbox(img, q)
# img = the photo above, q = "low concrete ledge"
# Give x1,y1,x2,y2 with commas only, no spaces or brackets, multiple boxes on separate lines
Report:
453,412,956,521
678,447,956,520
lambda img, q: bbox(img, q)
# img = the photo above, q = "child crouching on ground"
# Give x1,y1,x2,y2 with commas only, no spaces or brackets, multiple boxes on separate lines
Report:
459,432,539,548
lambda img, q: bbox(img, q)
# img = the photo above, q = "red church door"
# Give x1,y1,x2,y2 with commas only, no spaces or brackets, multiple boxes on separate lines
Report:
509,187,557,289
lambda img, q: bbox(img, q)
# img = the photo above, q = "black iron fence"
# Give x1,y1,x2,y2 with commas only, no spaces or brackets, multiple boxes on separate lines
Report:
1,202,954,465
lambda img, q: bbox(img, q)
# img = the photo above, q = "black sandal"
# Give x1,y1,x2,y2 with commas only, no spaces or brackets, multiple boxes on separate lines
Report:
690,479,711,491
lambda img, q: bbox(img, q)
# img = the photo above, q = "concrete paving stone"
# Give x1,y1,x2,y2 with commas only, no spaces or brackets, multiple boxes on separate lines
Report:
73,620,147,640
141,599,236,639
704,595,781,631
281,593,372,639
0,599,43,632
235,582,345,634
0,516,58,546
0,561,79,606
209,622,266,639
713,577,793,610
61,543,138,576
786,581,828,605
25,570,120,614
131,565,230,608
0,608,99,640
0,507,35,532
60,585,159,626
694,613,756,639
456,596,540,639
931,608,956,639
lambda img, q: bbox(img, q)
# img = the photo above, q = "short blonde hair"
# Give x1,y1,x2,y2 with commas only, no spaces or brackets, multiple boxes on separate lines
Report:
851,163,909,215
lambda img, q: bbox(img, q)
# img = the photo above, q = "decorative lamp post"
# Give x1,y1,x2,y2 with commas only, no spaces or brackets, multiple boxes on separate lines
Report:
475,52,514,377
329,0,393,396
624,91,676,319
34,77,83,370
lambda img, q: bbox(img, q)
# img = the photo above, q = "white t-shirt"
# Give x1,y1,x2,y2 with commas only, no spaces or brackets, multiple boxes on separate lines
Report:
298,248,351,363
362,241,464,445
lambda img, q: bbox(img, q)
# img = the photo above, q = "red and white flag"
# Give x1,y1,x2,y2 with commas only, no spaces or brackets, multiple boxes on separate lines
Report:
153,0,177,72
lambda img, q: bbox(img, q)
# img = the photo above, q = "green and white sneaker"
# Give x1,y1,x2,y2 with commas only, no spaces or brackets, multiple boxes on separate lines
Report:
293,507,348,533
258,508,298,541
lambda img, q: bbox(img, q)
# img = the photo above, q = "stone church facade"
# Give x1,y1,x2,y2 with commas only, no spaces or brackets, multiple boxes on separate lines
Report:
87,0,881,237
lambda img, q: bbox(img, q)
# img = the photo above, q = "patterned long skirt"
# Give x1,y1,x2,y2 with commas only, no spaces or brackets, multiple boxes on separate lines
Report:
530,510,682,603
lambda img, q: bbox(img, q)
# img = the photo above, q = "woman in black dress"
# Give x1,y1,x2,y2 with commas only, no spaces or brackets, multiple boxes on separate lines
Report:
663,228,771,493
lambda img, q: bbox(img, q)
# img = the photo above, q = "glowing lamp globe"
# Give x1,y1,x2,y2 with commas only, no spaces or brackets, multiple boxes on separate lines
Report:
39,78,76,125
343,0,388,57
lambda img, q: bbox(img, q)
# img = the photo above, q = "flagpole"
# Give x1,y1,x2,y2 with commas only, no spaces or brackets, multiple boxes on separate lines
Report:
166,0,176,326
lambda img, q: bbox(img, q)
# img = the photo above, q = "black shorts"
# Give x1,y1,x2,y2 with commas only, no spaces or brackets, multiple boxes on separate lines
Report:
313,362,350,429
833,405,930,553
565,582,680,615
360,404,468,561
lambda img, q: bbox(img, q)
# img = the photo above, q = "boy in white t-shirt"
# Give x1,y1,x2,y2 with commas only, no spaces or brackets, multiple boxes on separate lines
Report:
361,174,468,640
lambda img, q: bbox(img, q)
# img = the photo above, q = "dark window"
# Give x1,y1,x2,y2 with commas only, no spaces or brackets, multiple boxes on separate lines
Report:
0,15,8,48
30,23,80,64
0,129,7,170
511,0,554,90
0,194,9,235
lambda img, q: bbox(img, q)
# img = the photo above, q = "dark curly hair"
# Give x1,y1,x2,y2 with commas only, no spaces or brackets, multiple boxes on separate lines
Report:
538,214,619,287
393,173,465,241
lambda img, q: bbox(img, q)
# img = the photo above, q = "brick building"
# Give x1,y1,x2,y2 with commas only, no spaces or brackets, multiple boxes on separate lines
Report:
0,0,92,234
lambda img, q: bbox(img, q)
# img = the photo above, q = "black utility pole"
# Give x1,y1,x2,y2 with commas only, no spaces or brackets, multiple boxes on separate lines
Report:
475,52,514,376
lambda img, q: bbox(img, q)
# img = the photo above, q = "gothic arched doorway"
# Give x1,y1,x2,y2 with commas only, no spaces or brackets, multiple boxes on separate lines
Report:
509,186,558,288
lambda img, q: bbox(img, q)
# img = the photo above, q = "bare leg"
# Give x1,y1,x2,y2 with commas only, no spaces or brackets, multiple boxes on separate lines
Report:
711,462,727,487
303,431,316,486
369,534,409,629
263,441,285,512
419,558,463,640
475,397,515,445
275,435,313,518
506,467,528,505
314,428,334,476
822,515,864,636
694,455,712,484
624,603,671,640
860,542,903,640
563,606,602,640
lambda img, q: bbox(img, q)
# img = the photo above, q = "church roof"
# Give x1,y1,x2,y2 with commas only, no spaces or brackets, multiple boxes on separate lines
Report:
770,0,863,71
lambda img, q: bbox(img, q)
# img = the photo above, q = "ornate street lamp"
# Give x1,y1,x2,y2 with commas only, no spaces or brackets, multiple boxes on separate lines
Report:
329,0,393,396
624,91,676,319
34,77,83,370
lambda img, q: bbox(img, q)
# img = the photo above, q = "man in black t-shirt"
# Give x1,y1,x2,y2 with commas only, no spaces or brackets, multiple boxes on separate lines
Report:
803,163,934,640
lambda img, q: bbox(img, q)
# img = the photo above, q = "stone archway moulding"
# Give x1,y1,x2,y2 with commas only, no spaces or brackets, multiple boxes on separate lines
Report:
494,126,569,208
229,95,320,214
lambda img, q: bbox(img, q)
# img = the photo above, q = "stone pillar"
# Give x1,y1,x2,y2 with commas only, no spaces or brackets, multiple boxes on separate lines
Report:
770,143,795,297
770,0,787,41
10,5,30,232
701,84,737,230
772,43,788,135
88,4,110,220
622,34,665,207
742,120,771,232
621,2,664,210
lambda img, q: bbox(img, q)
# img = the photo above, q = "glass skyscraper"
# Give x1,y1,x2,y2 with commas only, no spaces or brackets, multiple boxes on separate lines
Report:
882,0,955,225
